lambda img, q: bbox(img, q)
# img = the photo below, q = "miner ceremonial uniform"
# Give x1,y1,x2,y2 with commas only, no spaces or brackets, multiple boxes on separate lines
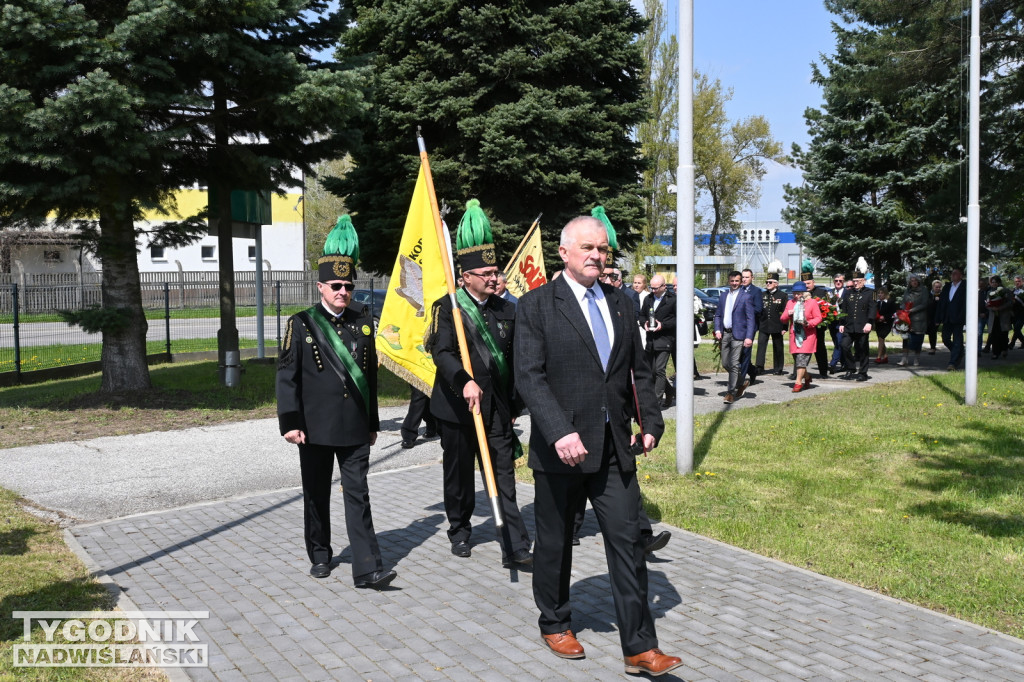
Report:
426,199,531,568
275,215,394,589
755,283,788,374
839,272,877,379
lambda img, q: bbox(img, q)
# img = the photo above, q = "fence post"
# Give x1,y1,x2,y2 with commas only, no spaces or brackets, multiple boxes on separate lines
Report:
12,283,21,383
164,282,171,357
276,280,282,353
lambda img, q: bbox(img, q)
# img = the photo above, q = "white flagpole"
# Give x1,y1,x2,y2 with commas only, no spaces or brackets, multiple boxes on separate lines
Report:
676,0,695,474
965,0,980,405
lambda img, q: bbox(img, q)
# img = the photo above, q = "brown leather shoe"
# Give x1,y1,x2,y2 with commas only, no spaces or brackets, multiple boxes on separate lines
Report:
623,648,683,676
735,379,750,398
722,393,734,404
541,630,585,659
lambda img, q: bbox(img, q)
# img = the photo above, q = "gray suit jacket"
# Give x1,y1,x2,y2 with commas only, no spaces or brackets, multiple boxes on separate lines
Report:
514,276,664,474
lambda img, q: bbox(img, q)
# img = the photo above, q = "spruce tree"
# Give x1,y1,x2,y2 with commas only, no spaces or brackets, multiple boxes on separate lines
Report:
783,0,1024,278
333,0,648,273
0,0,363,391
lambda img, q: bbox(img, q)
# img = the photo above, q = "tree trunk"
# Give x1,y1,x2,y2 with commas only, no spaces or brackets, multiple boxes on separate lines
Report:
213,82,239,384
98,207,151,393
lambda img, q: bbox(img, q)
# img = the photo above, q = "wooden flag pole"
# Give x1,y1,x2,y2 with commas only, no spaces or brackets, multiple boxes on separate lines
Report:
417,129,504,528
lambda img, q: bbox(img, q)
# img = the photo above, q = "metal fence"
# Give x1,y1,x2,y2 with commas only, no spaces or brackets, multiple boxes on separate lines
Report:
0,271,388,380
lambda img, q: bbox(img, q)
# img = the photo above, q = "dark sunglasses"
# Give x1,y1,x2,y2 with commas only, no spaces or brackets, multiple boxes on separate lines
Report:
322,282,355,292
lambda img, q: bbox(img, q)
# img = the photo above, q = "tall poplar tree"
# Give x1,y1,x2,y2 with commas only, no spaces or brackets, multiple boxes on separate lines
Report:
694,73,784,255
637,0,678,253
333,0,648,273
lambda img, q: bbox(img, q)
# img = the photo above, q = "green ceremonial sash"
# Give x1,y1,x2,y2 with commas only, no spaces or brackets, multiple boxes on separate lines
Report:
304,307,371,417
457,288,510,389
456,289,523,458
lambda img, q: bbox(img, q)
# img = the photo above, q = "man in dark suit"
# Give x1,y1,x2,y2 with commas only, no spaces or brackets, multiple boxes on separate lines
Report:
737,268,763,385
609,267,642,321
829,274,848,372
640,274,676,408
838,270,876,381
514,216,681,677
713,271,756,404
937,268,967,370
276,216,395,589
426,200,531,569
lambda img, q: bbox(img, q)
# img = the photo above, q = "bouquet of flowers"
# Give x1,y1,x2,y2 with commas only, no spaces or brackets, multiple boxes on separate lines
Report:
986,286,1010,309
892,301,912,338
813,297,840,326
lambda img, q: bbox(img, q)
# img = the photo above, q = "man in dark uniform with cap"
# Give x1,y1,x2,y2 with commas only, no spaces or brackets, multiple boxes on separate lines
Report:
839,261,877,381
755,264,788,375
426,200,532,569
276,216,396,589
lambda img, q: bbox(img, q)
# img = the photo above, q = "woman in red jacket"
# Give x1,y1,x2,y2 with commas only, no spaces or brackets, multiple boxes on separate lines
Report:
780,281,824,392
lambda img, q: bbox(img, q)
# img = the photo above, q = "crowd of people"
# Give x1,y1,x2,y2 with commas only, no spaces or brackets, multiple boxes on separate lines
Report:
274,203,1020,677
276,208,683,676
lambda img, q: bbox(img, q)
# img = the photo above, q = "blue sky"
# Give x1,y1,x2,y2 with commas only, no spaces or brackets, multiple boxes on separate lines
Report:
685,0,839,222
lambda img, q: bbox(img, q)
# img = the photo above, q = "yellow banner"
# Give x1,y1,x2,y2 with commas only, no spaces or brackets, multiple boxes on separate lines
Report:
375,166,450,393
503,222,547,298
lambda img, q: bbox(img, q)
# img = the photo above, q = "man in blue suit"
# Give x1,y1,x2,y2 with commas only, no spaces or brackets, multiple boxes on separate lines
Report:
713,271,756,404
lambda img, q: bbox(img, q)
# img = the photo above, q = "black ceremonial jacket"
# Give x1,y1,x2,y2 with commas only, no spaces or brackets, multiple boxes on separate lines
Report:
425,290,520,427
759,288,788,334
276,301,380,446
839,286,877,331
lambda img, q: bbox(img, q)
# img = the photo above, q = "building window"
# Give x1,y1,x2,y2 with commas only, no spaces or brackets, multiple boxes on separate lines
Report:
201,245,216,260
150,246,166,261
248,245,256,261
43,249,62,263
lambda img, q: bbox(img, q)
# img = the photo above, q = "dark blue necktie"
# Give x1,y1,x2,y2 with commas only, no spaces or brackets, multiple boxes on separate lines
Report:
586,288,611,371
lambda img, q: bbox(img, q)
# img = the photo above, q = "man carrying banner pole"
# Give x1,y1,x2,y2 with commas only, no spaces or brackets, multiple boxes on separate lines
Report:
426,200,532,567
416,133,504,528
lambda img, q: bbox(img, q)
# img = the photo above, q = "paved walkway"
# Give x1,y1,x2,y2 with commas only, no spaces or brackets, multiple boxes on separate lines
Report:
5,347,1024,680
69,467,1024,681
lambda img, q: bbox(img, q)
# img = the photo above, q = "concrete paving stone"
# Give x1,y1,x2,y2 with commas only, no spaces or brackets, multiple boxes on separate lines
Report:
878,671,919,682
839,653,891,674
734,644,783,664
45,410,1024,682
698,651,747,674
188,668,219,682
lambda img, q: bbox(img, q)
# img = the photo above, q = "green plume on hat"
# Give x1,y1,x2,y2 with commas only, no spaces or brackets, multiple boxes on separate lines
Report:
455,199,493,249
801,258,814,274
323,215,360,262
590,206,618,250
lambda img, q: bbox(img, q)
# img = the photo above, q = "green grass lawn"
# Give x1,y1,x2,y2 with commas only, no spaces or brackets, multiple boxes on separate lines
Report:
513,364,1024,638
636,363,1024,638
0,488,165,681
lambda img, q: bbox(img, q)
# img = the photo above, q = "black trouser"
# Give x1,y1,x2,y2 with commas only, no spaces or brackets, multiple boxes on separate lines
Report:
814,327,829,376
647,347,671,402
401,386,436,441
533,435,657,656
438,406,530,559
841,331,871,376
1010,315,1024,349
989,326,1009,356
738,341,756,381
299,443,382,579
755,330,785,372
942,323,965,368
572,491,653,541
